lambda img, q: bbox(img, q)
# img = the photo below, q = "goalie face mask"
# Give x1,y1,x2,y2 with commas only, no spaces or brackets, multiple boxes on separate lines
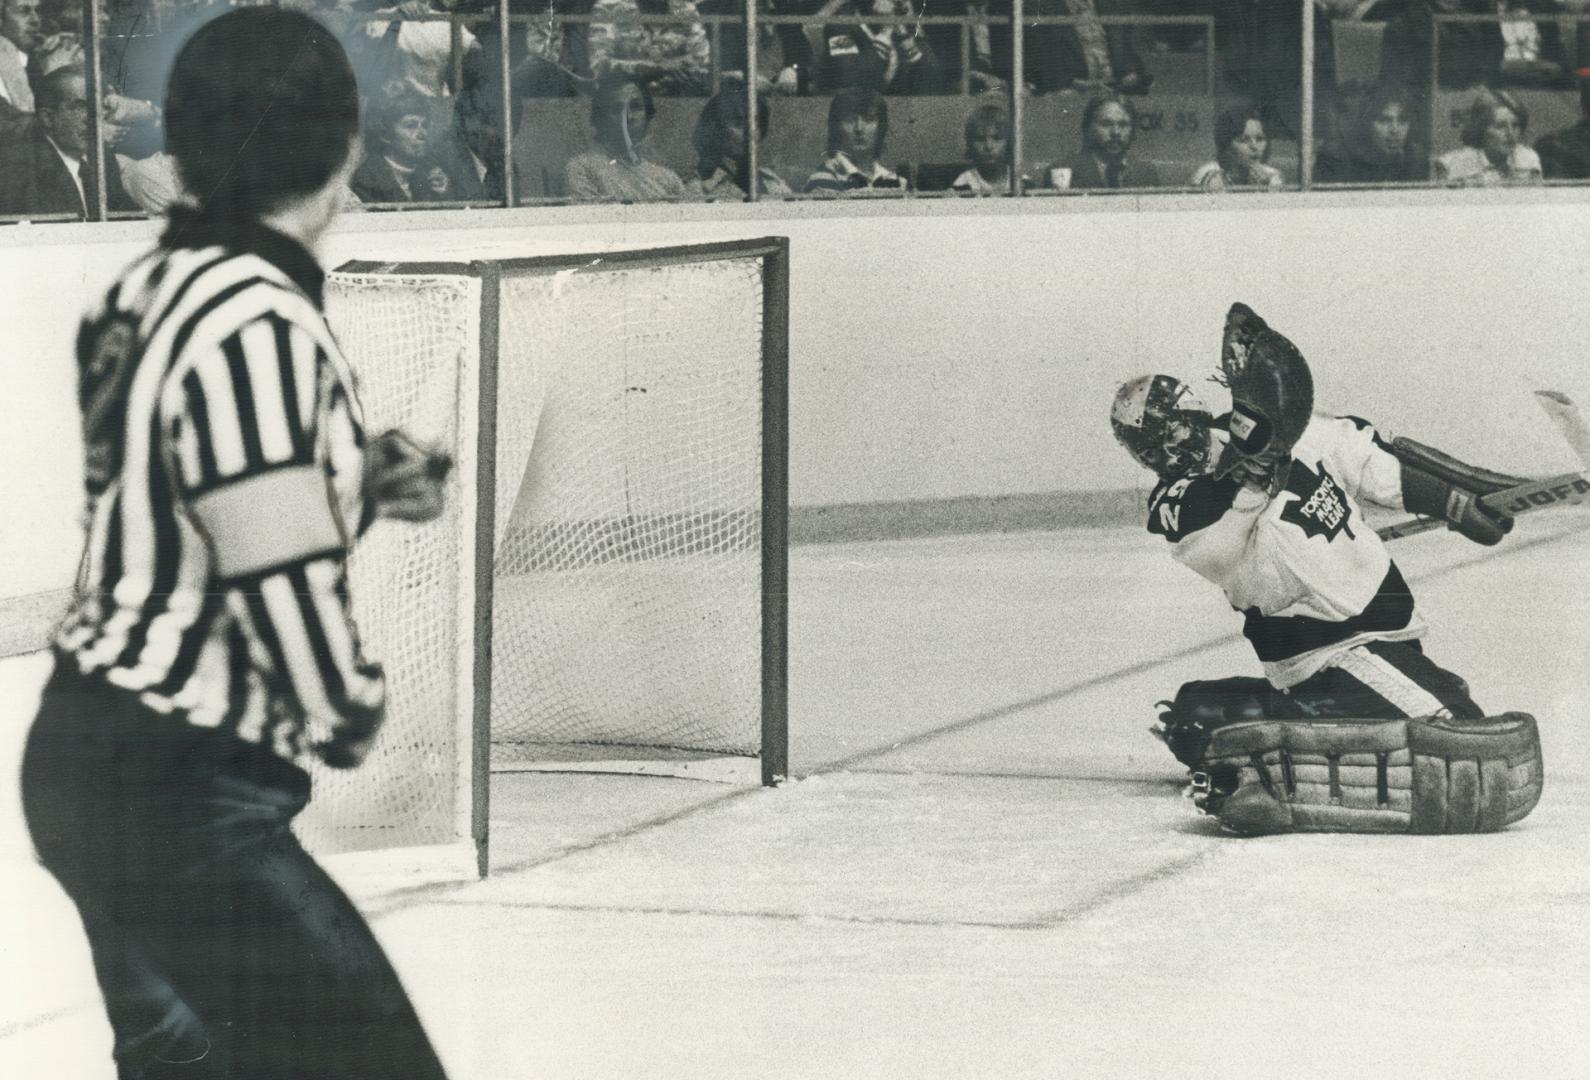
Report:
1111,374,1214,479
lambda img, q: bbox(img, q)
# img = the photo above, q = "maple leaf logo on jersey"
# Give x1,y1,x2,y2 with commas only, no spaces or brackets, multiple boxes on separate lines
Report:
1279,459,1356,541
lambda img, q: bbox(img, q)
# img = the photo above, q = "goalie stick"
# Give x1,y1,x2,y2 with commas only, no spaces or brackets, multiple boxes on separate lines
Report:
1533,390,1590,470
1375,390,1590,541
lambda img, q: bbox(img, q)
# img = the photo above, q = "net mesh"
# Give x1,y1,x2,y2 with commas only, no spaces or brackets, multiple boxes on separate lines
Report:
301,250,769,851
303,273,481,853
492,260,766,757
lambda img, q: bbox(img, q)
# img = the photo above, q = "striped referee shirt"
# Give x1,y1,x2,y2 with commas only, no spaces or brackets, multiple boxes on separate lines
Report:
55,208,384,765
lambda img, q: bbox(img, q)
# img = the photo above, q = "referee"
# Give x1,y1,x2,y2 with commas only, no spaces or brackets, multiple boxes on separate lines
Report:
21,10,451,1079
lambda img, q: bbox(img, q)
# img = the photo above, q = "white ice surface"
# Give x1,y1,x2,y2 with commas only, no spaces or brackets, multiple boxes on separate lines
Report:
3,518,1589,1079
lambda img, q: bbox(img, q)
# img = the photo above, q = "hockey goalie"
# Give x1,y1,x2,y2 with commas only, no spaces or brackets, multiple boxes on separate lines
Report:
1110,303,1544,836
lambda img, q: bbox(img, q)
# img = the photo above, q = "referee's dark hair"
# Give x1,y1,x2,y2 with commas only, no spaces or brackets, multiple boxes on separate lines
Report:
164,8,360,220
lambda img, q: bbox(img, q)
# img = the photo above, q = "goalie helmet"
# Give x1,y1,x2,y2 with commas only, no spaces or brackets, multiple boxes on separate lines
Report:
1111,374,1215,478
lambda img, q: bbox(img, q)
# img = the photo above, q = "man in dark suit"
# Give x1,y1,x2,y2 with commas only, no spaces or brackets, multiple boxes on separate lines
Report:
1051,91,1164,190
0,37,136,217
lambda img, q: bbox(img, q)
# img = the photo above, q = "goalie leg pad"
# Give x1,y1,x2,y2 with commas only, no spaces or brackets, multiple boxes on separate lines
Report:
1195,713,1543,836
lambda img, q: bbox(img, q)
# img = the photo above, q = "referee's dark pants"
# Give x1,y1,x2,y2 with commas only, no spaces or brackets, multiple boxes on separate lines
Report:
21,657,450,1080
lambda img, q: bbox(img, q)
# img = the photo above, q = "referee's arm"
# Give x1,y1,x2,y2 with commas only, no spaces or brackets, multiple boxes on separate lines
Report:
166,311,387,767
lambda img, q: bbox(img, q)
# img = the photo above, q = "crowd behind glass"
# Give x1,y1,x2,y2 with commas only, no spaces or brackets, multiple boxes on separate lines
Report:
2,0,1589,220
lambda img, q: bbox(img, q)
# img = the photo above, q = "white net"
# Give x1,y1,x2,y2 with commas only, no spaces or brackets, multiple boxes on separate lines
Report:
305,272,481,853
304,246,774,852
492,260,766,757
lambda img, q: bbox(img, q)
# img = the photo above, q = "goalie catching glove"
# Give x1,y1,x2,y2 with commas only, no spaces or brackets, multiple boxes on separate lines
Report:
1212,303,1315,496
1395,438,1526,546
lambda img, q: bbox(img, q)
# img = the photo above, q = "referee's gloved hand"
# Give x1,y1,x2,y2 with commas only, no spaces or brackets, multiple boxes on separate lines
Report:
311,680,386,770
318,727,381,770
364,429,450,524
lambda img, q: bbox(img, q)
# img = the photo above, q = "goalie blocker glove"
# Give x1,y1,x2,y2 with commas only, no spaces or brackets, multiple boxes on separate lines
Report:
1395,437,1526,546
1188,713,1544,836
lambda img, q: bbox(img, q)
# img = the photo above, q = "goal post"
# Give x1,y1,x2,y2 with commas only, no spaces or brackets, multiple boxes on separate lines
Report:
301,238,790,872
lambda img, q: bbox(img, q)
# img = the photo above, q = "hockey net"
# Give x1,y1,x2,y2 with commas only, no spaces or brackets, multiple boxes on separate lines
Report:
298,240,789,864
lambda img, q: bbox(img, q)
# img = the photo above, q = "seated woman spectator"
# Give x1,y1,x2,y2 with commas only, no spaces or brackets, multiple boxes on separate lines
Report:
689,87,793,199
1191,105,1286,191
587,0,711,95
1435,86,1542,185
0,33,137,217
565,76,692,199
1315,82,1430,184
351,89,459,202
805,0,945,95
803,88,909,192
951,101,1014,194
1050,91,1163,189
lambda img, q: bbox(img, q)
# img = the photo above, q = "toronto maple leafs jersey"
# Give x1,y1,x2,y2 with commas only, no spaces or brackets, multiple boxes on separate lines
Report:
1147,414,1425,688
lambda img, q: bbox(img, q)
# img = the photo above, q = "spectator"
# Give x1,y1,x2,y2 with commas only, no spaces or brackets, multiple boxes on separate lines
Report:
0,0,43,115
521,0,598,97
1096,0,1154,93
587,0,711,95
1435,85,1543,183
455,0,597,99
1213,0,1330,137
1315,81,1430,183
1028,0,1153,96
806,0,945,95
951,0,1018,94
1191,104,1286,190
1143,0,1211,52
1050,91,1164,188
804,87,908,191
433,46,538,201
89,0,216,117
353,0,481,99
950,101,1014,194
706,0,808,96
45,0,165,158
1495,0,1572,87
117,150,182,215
351,88,459,201
1376,1,1570,92
0,33,137,216
1535,67,1590,179
689,87,793,198
564,76,692,199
